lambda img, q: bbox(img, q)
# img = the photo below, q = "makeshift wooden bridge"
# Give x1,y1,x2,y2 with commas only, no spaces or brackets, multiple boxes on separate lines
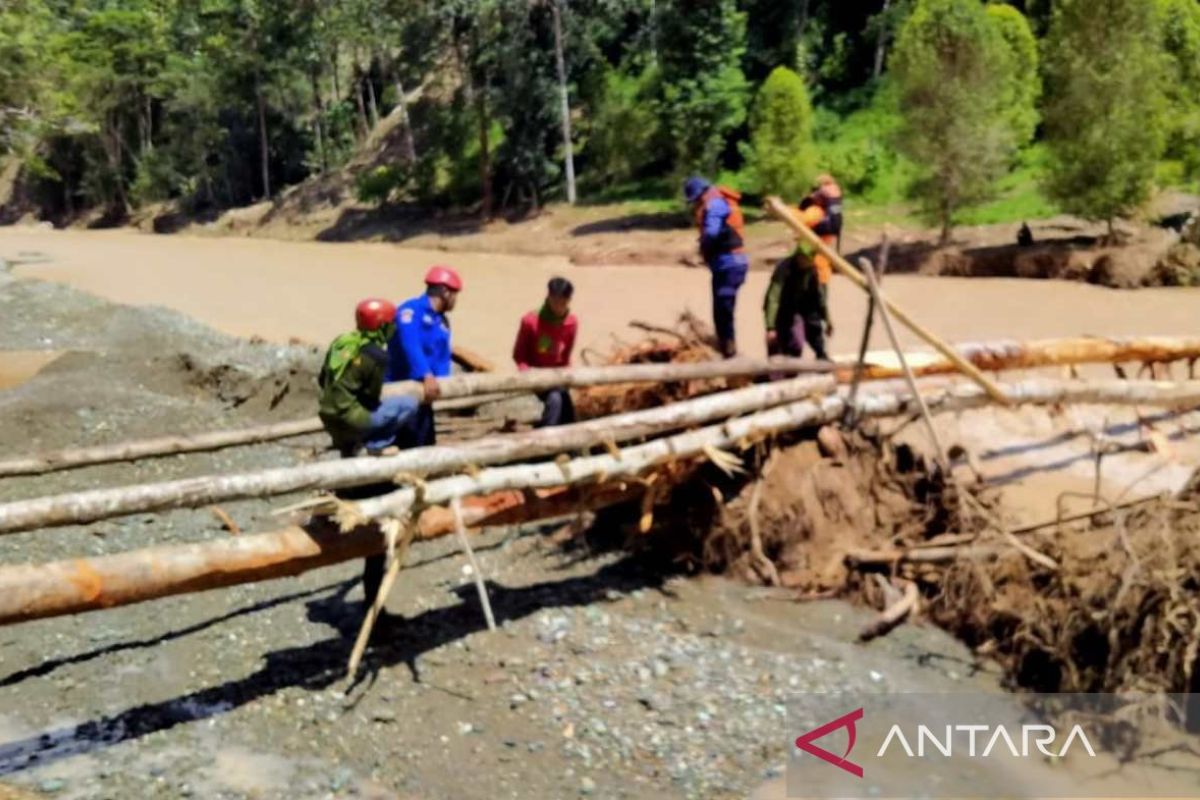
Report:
2,199,1199,680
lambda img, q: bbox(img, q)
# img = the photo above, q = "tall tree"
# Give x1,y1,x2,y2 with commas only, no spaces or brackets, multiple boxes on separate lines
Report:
985,2,1040,148
891,0,1020,242
656,0,749,175
1043,0,1167,236
1158,0,1200,182
746,66,815,199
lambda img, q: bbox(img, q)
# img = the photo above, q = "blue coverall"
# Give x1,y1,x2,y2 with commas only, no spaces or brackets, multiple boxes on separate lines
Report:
699,194,749,356
387,293,452,448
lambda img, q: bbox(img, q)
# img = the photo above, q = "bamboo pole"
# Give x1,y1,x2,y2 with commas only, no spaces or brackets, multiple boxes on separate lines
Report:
0,376,836,534
2,377,1200,625
765,195,1011,404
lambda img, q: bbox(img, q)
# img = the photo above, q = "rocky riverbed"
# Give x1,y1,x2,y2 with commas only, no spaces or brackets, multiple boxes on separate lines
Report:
0,269,1013,799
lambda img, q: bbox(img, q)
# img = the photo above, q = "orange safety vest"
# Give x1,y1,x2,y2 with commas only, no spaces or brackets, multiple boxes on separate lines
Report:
694,186,746,254
798,205,834,285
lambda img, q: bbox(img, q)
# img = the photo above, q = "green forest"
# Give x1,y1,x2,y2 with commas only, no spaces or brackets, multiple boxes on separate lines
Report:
1,0,1198,235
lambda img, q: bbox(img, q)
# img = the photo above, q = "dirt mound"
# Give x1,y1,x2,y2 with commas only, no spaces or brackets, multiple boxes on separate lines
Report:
702,429,964,589
850,226,1177,288
647,423,1200,708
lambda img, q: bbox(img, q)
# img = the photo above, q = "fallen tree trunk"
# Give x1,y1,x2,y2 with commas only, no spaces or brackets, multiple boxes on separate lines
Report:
6,336,1196,480
2,377,1197,625
0,418,323,479
348,378,1200,521
853,336,1200,381
0,357,830,479
0,479,661,625
0,392,524,480
0,376,836,533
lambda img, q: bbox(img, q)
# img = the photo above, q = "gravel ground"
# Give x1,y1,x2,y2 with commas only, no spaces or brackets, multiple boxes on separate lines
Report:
0,270,1005,800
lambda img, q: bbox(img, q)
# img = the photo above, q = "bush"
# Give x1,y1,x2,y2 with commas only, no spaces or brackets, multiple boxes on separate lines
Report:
744,66,815,200
355,164,411,205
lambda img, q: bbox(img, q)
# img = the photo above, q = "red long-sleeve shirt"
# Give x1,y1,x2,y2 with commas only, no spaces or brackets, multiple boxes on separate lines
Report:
513,310,578,370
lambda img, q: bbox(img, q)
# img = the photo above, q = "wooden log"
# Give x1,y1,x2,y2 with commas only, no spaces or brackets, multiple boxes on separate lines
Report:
380,355,835,400
0,480,656,625
0,418,323,479
0,392,520,480
3,377,1200,624
766,195,1011,405
0,376,836,534
451,344,495,373
0,358,831,479
852,336,1200,381
6,335,1197,480
339,378,1200,524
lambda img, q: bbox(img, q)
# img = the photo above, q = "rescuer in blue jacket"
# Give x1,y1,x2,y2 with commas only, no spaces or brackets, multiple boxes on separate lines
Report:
684,176,749,358
386,264,461,448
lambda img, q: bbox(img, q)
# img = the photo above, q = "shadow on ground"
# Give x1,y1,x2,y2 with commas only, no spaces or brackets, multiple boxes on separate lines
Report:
0,552,667,776
569,211,689,237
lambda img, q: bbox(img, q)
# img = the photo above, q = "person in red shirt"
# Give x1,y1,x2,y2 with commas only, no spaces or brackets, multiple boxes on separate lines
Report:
513,277,578,427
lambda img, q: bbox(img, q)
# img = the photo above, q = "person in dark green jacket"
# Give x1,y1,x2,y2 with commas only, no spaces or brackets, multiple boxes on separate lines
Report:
318,298,417,456
762,251,834,361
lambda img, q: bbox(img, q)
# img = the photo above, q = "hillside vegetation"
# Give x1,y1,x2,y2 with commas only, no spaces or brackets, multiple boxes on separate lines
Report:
1,0,1198,236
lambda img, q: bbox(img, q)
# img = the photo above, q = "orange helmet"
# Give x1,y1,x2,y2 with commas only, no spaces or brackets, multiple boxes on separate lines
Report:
424,265,463,292
355,298,396,332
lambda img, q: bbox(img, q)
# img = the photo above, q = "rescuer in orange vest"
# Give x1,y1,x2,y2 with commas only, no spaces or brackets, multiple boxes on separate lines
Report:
684,176,750,358
797,174,843,285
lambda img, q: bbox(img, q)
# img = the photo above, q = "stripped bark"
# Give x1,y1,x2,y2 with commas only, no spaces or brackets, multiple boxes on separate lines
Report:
3,378,1200,624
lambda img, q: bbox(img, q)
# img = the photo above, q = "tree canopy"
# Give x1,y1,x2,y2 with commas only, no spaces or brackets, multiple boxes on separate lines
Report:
0,0,1195,234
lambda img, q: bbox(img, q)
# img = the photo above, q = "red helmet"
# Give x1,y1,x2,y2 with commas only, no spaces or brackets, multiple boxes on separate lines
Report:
424,264,463,292
355,298,396,332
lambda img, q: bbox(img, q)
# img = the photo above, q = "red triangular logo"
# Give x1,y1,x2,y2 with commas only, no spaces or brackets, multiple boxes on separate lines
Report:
795,707,865,778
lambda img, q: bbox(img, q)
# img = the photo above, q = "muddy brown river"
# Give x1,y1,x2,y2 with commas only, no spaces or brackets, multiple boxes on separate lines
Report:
3,225,1199,521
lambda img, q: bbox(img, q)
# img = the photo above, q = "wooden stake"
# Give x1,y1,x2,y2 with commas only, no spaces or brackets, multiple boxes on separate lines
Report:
452,497,496,632
765,195,1011,405
861,257,951,470
346,518,416,679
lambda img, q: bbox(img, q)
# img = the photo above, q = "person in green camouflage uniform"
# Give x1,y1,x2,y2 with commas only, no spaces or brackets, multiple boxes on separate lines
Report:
319,298,417,456
762,251,832,361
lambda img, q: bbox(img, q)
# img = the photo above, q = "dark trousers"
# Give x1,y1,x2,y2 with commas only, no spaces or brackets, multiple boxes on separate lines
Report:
362,402,437,606
769,315,828,361
710,263,748,357
537,388,576,428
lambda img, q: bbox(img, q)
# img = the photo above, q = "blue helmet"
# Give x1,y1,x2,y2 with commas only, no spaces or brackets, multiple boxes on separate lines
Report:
683,176,710,204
